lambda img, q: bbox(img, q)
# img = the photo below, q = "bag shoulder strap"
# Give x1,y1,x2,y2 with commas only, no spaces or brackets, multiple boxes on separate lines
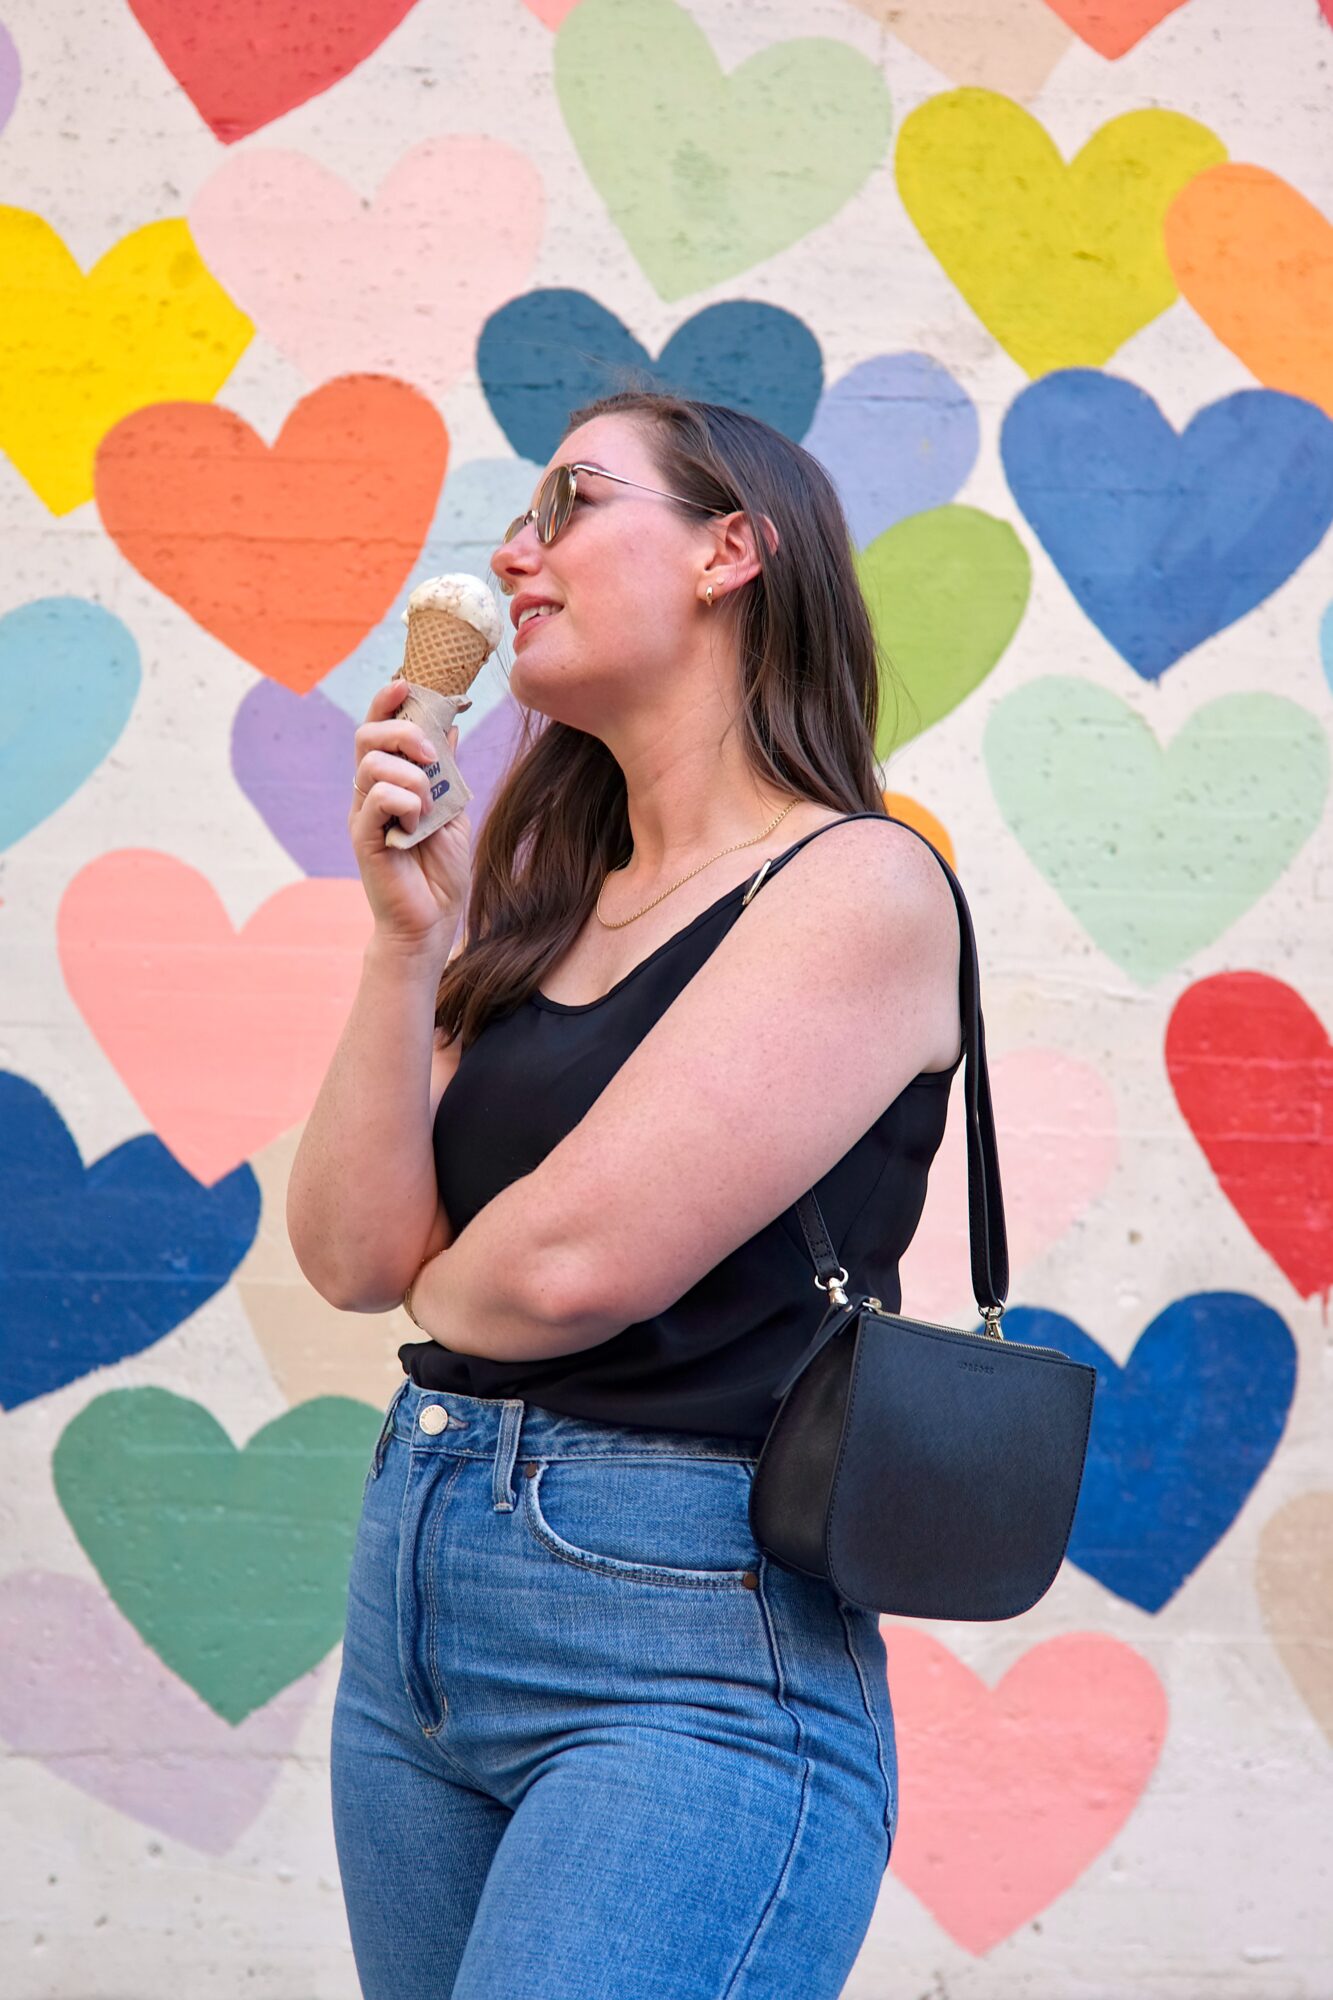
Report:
742,809,1008,1320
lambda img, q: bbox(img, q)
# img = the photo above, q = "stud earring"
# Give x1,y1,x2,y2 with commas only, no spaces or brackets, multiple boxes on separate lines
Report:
705,584,714,606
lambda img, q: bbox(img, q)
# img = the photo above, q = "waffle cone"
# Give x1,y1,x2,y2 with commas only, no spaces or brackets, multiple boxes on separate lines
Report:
401,607,493,695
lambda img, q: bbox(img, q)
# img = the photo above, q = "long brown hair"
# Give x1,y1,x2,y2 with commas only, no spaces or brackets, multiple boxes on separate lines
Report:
434,389,905,1050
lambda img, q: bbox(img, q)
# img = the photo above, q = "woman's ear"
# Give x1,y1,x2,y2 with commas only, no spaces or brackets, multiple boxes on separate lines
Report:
705,508,778,595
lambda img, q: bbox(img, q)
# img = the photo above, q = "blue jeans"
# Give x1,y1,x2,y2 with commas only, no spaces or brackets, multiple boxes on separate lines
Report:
330,1377,897,1999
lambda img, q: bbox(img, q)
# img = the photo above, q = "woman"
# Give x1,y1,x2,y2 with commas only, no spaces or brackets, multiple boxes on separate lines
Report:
288,390,964,1998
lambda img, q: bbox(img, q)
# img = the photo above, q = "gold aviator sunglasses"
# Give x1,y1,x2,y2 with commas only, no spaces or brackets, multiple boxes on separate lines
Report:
501,461,719,561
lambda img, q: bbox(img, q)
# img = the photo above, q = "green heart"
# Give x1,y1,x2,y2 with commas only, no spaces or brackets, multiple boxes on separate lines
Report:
983,679,1329,984
555,0,892,301
856,505,1031,754
53,1388,382,1724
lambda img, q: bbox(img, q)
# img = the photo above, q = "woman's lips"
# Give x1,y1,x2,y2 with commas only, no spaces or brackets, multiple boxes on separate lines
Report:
514,607,561,649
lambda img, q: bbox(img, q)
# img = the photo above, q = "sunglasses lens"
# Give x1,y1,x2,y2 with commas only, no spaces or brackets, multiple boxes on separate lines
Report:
502,515,526,545
536,465,575,544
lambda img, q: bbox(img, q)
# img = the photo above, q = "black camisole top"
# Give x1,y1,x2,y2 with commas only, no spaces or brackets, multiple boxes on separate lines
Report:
397,812,963,1439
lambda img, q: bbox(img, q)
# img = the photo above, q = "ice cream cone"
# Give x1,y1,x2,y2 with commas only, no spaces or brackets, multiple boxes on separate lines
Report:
401,606,492,698
382,573,502,852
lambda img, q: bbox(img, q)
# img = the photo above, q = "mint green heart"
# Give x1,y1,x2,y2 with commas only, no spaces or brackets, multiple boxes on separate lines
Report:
53,1388,382,1724
856,505,1031,753
984,679,1329,984
555,0,892,301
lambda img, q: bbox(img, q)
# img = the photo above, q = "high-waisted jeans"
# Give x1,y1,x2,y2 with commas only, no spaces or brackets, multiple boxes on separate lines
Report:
330,1376,898,1999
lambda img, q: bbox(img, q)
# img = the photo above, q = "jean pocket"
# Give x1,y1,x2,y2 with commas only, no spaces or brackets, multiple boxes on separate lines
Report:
520,1454,762,1589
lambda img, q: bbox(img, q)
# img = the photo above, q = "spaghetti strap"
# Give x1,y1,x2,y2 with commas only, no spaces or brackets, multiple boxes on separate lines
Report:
741,808,949,906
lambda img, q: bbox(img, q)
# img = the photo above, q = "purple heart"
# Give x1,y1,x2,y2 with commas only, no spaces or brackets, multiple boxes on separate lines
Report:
231,681,359,877
0,27,19,137
0,1571,323,1853
804,352,979,547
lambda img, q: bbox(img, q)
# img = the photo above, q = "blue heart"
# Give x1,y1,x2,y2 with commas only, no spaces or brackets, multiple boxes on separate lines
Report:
0,1073,260,1411
1001,372,1333,680
804,352,979,547
0,598,140,852
477,289,823,465
1003,1294,1297,1613
319,457,538,726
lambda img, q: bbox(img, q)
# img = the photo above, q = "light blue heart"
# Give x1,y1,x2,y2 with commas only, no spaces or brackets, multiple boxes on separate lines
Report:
0,598,140,851
803,352,979,547
319,458,539,727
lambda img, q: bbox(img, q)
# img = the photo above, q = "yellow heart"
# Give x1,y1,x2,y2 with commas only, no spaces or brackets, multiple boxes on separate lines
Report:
0,210,252,515
896,90,1226,377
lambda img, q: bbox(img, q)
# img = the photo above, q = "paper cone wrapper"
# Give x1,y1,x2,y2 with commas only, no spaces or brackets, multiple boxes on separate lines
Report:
401,606,492,697
383,686,474,850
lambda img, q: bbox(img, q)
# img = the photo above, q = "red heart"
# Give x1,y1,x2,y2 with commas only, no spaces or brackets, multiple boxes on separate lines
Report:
1166,972,1333,1306
95,375,447,694
126,0,422,143
1039,0,1192,57
885,1629,1167,1953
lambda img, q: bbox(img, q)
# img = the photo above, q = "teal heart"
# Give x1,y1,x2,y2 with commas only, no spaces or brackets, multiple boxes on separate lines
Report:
0,598,140,852
856,505,1031,753
53,1388,381,1723
555,0,892,301
984,679,1330,984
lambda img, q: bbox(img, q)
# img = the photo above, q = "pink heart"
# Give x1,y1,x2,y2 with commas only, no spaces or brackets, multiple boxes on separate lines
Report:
190,139,544,402
521,0,582,22
58,852,372,1185
0,1572,323,1853
886,1628,1167,1952
847,0,1072,101
898,1048,1118,1324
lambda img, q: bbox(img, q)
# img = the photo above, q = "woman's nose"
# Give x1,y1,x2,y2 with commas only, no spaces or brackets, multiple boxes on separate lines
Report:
491,530,536,597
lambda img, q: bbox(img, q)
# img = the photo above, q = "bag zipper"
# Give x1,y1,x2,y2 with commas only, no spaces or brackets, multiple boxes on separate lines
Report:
860,1297,1065,1358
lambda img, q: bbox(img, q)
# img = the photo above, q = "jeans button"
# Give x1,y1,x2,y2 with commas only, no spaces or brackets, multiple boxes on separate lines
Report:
418,1404,450,1434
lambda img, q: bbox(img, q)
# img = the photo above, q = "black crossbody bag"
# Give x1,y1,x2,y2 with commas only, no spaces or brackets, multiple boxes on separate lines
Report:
747,829,1097,1621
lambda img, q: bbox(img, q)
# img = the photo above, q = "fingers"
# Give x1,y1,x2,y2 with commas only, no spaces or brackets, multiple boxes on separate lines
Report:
350,775,425,834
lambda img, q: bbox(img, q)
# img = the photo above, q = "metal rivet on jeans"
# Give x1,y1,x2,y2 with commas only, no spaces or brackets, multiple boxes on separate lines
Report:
742,1571,759,1590
523,1462,538,1477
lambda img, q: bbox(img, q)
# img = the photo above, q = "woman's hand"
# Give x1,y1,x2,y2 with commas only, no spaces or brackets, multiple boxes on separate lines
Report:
348,678,472,953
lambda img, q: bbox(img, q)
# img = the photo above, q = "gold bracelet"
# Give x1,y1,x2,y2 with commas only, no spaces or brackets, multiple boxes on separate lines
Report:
401,1272,428,1333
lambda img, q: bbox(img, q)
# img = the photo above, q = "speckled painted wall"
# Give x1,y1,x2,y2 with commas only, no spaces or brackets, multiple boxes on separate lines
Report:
1,2,1330,1994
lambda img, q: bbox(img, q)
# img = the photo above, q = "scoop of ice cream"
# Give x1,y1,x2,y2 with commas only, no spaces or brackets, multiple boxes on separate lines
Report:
403,573,503,655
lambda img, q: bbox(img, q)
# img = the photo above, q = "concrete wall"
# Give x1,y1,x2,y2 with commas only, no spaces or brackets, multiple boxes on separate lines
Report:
1,0,1330,1992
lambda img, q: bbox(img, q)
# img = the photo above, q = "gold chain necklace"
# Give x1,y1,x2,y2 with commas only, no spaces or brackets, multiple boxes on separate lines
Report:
595,799,800,929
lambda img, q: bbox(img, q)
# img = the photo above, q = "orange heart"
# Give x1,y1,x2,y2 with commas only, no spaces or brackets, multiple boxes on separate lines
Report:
1165,164,1333,422
94,375,447,692
885,1628,1167,1953
1040,0,1191,57
58,852,373,1184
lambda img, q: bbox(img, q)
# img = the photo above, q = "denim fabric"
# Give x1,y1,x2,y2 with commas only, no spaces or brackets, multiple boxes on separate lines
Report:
330,1377,898,1999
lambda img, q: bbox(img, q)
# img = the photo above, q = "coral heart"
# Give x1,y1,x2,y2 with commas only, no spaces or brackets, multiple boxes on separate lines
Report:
0,211,251,515
1166,163,1333,422
845,0,1071,101
856,506,1031,753
0,1572,323,1852
478,289,822,467
1001,371,1333,678
94,375,447,692
125,0,422,143
885,1630,1167,1954
0,599,139,853
554,0,891,300
1166,973,1333,1306
190,139,544,404
898,1048,1117,1326
1256,1493,1333,1750
984,678,1328,982
57,851,373,1184
0,1072,259,1412
895,90,1225,376
1040,0,1192,58
53,1388,381,1722
1005,1295,1297,1611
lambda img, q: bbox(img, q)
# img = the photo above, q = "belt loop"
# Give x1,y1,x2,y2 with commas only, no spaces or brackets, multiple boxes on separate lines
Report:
372,1378,412,1479
492,1400,525,1511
